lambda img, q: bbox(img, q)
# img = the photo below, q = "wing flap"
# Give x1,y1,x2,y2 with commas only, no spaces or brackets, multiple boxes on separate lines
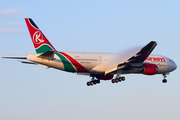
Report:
105,65,125,75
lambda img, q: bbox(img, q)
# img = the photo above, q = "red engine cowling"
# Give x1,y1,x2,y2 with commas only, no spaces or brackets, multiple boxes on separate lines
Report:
100,74,114,80
138,63,158,75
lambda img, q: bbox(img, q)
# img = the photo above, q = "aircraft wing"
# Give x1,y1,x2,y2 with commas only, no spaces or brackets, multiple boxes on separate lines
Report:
105,41,157,74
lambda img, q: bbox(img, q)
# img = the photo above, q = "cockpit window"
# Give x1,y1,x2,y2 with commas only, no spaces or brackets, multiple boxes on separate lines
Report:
170,59,176,64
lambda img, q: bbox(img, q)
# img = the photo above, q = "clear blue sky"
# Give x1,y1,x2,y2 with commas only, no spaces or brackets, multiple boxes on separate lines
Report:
0,0,180,120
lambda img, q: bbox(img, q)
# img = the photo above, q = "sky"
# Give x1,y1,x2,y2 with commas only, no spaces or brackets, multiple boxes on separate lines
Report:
0,0,180,120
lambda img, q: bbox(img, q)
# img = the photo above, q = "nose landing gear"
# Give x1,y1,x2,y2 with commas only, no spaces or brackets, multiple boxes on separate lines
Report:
162,73,168,83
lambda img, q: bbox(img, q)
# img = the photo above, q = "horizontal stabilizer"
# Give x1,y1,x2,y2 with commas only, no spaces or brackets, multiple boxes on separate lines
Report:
21,61,37,64
2,57,27,59
20,61,50,68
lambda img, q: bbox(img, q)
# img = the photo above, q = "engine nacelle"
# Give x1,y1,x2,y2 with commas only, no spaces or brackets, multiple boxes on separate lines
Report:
138,63,158,75
100,74,114,80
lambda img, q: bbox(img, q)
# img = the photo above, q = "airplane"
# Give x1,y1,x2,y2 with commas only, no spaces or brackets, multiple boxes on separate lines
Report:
2,18,177,86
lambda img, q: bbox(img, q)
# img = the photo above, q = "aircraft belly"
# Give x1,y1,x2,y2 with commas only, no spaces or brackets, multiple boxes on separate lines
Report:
66,52,108,72
78,61,99,71
121,68,140,74
48,60,65,71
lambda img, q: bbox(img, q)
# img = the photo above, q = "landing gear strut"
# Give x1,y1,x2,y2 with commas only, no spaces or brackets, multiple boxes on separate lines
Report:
111,75,125,83
87,77,100,86
162,74,167,83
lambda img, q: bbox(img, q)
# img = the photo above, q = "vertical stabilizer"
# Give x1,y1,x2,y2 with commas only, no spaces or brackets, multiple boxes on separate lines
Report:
25,18,56,54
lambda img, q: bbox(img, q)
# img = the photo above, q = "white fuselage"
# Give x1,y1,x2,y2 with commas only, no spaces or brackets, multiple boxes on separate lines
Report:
27,52,177,76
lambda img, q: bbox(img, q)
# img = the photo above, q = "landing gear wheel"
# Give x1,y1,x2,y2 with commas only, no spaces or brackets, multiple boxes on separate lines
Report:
87,76,101,86
111,76,126,84
112,79,115,83
162,79,167,83
93,80,97,84
90,81,94,85
87,82,91,86
121,76,125,81
118,78,121,82
162,74,168,83
97,80,100,84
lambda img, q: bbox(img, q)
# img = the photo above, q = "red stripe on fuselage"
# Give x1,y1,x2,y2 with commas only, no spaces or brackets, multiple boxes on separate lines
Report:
59,52,89,72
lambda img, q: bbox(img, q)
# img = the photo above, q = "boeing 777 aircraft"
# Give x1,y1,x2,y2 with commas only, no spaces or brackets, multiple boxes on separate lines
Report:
3,18,177,86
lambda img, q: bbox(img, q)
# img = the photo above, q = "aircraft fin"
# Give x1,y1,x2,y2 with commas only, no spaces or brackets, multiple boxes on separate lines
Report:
25,18,57,54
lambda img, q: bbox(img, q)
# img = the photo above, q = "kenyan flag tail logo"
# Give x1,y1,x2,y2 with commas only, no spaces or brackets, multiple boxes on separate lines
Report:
25,18,56,54
33,31,44,44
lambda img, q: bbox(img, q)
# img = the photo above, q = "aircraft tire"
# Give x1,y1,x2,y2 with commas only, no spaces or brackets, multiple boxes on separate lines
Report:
93,81,97,84
112,79,115,83
162,79,167,83
118,78,122,82
90,81,94,85
121,76,125,81
87,82,91,86
97,80,100,84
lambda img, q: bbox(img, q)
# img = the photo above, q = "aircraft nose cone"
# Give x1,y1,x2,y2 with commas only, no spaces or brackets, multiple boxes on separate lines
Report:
171,60,177,71
174,62,177,70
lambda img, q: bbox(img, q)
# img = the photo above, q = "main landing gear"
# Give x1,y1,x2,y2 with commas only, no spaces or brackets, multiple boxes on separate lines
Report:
87,77,100,86
111,75,125,83
162,74,167,83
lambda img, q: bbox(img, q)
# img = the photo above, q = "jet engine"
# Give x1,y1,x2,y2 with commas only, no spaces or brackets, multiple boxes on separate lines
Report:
138,63,158,75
